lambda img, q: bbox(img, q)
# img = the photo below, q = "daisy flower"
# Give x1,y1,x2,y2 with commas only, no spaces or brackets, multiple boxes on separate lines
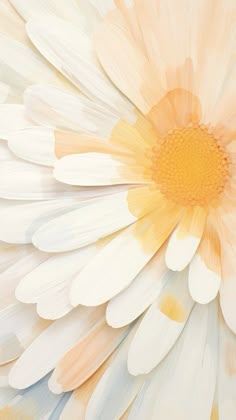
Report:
0,0,236,418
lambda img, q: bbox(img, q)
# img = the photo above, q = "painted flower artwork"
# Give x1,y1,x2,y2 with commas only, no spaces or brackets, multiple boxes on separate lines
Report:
0,0,236,419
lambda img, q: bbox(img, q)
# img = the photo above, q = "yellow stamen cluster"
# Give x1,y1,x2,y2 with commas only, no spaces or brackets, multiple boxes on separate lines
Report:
151,125,230,206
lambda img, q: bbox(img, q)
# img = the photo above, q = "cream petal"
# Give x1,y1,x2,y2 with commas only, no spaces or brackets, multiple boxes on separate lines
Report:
106,248,168,327
33,191,137,252
9,306,105,389
8,127,56,166
0,161,80,200
0,199,84,244
0,375,61,418
218,315,236,419
54,152,147,186
0,105,32,140
165,207,207,271
70,222,158,307
129,302,217,420
85,328,144,420
26,16,134,120
16,245,96,320
128,269,194,375
0,33,62,103
48,321,128,393
24,85,120,138
10,0,87,26
189,253,221,304
0,303,49,365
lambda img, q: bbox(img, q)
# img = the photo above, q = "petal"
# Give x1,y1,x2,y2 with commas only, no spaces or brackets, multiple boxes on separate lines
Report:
89,0,115,16
54,152,148,186
0,199,83,244
220,240,236,334
59,362,109,420
129,302,217,420
0,0,28,45
85,328,144,420
189,254,221,304
189,223,221,304
32,190,139,252
0,303,49,365
95,12,163,114
0,244,30,273
0,248,49,311
0,33,63,103
0,105,32,140
48,320,128,392
26,16,134,119
218,314,236,419
9,0,87,26
16,245,96,320
128,269,194,375
0,139,16,161
165,207,207,271
0,161,80,200
24,84,120,137
70,206,175,308
8,306,105,389
106,246,167,327
8,127,56,166
0,375,61,419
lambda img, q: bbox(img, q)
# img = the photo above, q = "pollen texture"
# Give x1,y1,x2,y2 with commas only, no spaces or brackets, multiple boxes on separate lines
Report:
151,125,230,206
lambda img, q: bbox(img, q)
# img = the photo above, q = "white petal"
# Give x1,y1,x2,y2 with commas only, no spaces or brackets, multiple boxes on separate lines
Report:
0,360,15,387
0,140,16,161
85,328,144,420
24,85,119,138
106,248,167,327
220,278,236,334
165,208,206,271
33,191,137,252
129,302,217,420
9,306,105,389
0,161,79,200
166,228,201,271
16,245,96,320
54,152,146,186
128,269,194,375
26,16,134,120
189,254,221,304
0,303,48,365
9,0,87,26
0,33,62,103
88,0,115,16
0,199,83,244
218,316,236,420
2,375,61,418
0,248,49,311
48,321,128,393
0,388,18,409
70,222,157,307
0,244,30,273
0,0,28,46
8,127,56,166
0,105,32,140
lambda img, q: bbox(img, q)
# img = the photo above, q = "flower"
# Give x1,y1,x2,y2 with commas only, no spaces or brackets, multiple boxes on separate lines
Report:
0,0,236,418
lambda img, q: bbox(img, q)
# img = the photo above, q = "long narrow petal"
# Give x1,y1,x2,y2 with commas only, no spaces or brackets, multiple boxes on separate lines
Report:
165,207,207,271
106,247,168,327
128,269,194,375
9,306,105,389
48,321,129,392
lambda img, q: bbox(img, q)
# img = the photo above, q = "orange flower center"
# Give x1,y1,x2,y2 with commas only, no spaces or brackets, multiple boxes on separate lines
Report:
151,125,230,207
